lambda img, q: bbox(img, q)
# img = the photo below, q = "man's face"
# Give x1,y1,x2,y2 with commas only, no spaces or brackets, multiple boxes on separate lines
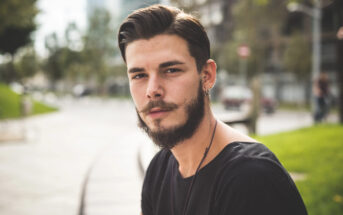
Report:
125,34,205,148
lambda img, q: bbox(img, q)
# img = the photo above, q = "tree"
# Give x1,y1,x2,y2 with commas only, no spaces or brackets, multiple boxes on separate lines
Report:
14,47,39,82
0,0,38,56
220,0,288,78
43,32,84,90
283,32,311,80
82,8,117,93
0,0,38,83
43,33,64,87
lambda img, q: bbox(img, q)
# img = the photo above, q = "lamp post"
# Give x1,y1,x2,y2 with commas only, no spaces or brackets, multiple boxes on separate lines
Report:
287,0,322,114
237,45,250,85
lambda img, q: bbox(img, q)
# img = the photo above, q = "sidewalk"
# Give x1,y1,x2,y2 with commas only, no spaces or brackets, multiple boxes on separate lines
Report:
0,119,26,142
0,98,144,215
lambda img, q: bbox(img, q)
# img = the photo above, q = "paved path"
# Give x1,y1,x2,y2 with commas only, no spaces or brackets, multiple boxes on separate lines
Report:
0,98,148,215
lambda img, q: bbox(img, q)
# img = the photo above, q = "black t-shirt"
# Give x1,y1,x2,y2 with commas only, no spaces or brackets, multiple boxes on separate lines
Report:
141,142,308,215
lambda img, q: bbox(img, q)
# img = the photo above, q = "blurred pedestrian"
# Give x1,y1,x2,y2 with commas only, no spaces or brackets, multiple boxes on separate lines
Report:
20,88,32,117
118,4,307,215
313,71,331,123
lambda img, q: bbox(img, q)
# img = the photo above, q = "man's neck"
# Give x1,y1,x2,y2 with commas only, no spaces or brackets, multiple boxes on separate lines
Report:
170,110,217,178
170,110,257,178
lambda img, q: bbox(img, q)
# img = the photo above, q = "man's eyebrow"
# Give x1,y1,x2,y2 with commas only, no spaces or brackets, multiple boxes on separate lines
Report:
128,67,144,74
159,60,185,68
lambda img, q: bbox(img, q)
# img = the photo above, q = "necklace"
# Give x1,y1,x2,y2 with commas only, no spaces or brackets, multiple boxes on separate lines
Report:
170,120,218,215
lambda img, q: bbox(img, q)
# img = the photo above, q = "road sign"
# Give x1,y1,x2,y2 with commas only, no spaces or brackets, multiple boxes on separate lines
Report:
237,45,250,58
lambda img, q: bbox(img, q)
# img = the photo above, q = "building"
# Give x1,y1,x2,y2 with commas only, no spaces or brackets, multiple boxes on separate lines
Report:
87,0,160,26
119,0,160,22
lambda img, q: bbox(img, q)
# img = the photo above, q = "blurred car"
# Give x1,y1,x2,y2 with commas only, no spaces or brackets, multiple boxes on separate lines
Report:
221,86,277,114
73,84,93,97
221,86,252,110
261,97,277,114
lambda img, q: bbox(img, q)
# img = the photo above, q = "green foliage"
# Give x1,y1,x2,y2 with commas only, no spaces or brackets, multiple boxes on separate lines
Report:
0,0,38,31
0,83,57,119
44,33,63,83
0,25,36,55
253,0,269,5
44,32,84,86
14,47,39,81
0,60,16,83
232,0,288,39
83,8,116,58
219,0,288,77
283,32,311,79
0,47,40,83
217,40,240,74
43,47,66,82
0,0,38,55
256,124,343,215
44,47,83,82
43,9,119,93
83,8,117,91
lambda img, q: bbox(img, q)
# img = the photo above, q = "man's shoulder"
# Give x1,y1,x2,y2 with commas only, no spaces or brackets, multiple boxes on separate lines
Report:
214,142,300,198
215,142,287,184
213,143,307,215
219,141,280,166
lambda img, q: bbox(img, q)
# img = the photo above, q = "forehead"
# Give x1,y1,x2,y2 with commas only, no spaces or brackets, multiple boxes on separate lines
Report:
125,34,195,68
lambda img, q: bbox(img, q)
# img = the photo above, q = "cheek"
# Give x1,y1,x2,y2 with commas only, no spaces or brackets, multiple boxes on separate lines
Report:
130,83,145,108
171,77,200,100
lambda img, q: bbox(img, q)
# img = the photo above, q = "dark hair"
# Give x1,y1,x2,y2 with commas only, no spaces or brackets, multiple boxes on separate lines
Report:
118,4,210,72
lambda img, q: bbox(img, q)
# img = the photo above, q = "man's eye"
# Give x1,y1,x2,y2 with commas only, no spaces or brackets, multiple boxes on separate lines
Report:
165,68,181,73
132,73,147,80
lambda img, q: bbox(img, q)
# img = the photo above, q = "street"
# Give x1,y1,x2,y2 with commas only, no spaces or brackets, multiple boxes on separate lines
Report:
0,98,338,215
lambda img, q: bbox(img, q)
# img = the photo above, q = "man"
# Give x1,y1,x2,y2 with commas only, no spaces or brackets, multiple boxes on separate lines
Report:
118,4,307,215
313,71,331,123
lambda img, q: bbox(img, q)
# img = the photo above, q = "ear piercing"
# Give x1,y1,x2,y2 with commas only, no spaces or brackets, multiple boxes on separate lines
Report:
204,88,210,96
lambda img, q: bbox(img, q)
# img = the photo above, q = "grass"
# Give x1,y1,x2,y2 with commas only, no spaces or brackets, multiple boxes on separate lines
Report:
255,124,343,215
277,102,311,111
0,83,57,119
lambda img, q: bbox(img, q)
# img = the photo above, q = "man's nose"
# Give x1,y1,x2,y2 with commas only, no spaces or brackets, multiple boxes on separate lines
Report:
146,75,164,100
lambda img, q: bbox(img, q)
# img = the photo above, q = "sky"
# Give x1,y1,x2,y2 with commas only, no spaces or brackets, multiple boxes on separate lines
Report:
34,0,87,56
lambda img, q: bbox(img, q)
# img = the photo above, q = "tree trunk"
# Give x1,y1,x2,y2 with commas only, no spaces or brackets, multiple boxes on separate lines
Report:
335,0,343,123
337,36,343,123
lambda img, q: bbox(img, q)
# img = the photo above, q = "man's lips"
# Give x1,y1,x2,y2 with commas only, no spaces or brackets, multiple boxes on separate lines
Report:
149,107,166,113
139,101,178,115
147,107,172,118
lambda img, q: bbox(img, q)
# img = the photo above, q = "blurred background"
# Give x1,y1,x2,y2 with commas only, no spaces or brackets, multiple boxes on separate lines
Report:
0,0,342,215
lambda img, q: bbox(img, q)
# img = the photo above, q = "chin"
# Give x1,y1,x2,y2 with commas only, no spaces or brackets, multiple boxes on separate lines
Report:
151,119,186,132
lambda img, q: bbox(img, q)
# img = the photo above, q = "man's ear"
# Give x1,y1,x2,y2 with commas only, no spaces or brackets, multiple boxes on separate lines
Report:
201,59,217,91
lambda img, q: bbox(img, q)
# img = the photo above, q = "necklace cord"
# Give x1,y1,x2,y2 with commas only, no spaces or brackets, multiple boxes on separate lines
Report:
181,120,218,215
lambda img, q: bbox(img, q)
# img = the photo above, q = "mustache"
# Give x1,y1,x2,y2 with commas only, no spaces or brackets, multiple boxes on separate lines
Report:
139,100,178,114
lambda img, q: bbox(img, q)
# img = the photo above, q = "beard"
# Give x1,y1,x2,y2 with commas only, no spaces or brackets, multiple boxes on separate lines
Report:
136,81,205,149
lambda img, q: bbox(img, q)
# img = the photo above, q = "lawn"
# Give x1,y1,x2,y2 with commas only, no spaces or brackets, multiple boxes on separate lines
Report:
0,83,57,119
256,124,343,215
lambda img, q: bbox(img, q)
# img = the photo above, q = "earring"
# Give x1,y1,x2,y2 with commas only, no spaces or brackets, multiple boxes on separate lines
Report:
204,88,210,96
